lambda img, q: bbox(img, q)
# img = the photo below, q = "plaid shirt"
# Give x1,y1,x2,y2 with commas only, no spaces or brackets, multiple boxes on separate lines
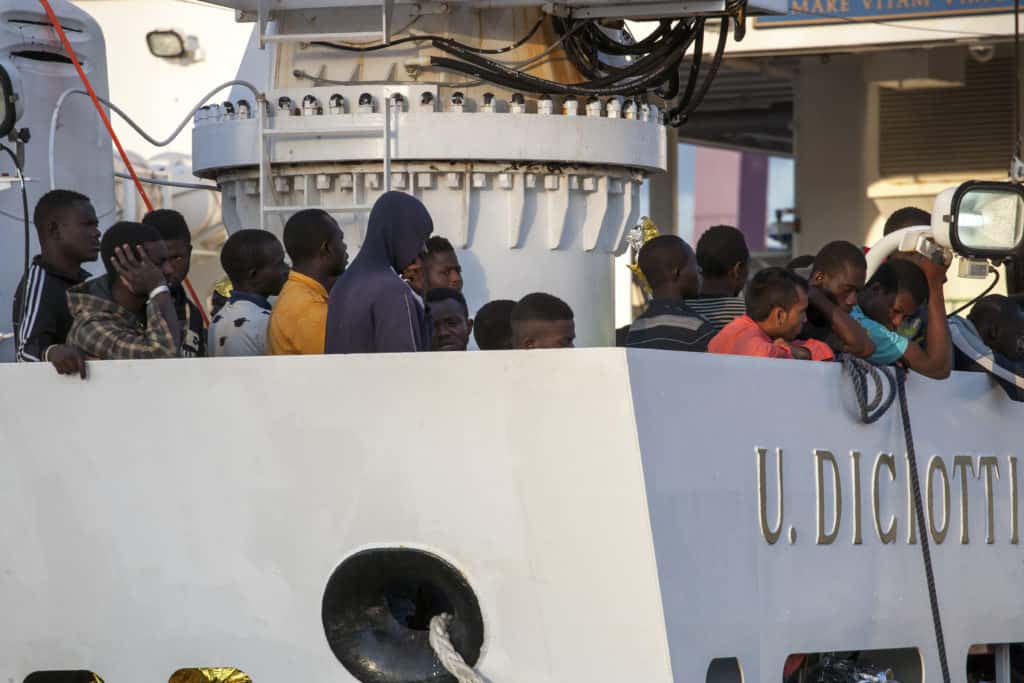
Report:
66,275,178,360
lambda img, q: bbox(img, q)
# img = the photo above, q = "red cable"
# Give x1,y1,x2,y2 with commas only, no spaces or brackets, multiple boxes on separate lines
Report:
39,0,210,326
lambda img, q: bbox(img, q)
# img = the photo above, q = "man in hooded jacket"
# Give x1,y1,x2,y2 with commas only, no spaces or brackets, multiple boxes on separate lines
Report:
325,191,434,353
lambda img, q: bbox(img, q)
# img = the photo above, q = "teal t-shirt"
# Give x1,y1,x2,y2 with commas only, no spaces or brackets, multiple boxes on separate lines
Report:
851,305,909,365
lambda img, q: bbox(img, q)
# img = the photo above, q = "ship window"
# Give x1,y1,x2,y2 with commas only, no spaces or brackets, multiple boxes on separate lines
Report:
783,648,921,682
966,642,1023,681
24,671,104,683
168,668,253,683
706,657,741,683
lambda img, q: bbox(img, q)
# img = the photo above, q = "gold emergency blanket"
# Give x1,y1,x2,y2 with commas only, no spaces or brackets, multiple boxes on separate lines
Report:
626,216,661,297
168,669,252,683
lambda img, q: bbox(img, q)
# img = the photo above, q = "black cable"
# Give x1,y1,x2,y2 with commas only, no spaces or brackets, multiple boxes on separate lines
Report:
0,143,30,326
896,367,952,683
312,13,544,54
431,51,685,96
552,16,597,78
667,19,705,120
655,67,681,100
580,19,676,56
671,17,729,126
430,22,696,96
317,11,724,101
840,355,897,424
948,266,1001,318
575,20,691,81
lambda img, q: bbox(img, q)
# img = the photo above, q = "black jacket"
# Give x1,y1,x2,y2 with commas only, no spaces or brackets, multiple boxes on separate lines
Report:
13,257,90,361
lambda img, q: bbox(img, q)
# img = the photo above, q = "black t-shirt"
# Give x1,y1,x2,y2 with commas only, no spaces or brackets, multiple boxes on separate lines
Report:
799,303,845,352
12,257,89,361
173,285,207,358
799,320,843,351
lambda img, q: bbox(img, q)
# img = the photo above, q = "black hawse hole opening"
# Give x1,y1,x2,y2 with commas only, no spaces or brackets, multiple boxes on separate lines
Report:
385,579,453,631
322,548,484,683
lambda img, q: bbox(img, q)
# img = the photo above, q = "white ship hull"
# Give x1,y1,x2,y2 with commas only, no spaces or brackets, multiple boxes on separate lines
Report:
3,351,1021,682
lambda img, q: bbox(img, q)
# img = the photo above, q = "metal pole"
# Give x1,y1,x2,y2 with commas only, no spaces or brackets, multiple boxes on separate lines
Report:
384,99,393,192
258,93,267,231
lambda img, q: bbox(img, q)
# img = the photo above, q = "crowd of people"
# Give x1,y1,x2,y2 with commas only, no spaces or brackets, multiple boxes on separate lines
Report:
12,188,1024,388
13,189,577,377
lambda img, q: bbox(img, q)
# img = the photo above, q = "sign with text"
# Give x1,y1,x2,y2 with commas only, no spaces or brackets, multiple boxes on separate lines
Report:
754,0,1012,27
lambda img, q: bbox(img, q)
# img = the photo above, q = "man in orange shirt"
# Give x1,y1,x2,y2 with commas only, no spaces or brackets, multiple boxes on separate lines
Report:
709,267,833,361
268,209,348,355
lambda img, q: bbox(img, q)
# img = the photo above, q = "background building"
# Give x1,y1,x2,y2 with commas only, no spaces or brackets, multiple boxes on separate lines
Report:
641,2,1019,310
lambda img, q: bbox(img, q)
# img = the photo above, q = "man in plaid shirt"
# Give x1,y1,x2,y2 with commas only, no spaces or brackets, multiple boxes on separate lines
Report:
67,221,181,360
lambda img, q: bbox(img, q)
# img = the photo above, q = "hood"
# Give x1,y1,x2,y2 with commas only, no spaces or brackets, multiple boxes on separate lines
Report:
67,275,131,321
950,315,1024,401
357,191,433,273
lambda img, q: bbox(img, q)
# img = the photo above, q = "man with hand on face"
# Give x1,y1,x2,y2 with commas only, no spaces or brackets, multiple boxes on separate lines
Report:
143,209,206,357
66,221,182,360
326,191,434,353
710,267,833,361
800,241,876,358
14,190,100,377
426,288,472,351
511,292,575,350
209,229,290,357
269,209,348,355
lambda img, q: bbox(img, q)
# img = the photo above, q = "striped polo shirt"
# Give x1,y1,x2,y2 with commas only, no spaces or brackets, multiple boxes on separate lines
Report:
683,295,747,333
626,299,716,352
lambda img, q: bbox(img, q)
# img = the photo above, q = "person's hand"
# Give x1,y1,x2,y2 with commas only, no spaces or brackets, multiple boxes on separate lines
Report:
113,244,164,295
47,344,87,380
401,258,424,293
789,344,812,361
917,254,948,286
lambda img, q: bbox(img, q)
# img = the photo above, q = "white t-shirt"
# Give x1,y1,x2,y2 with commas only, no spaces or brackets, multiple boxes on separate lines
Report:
208,294,272,357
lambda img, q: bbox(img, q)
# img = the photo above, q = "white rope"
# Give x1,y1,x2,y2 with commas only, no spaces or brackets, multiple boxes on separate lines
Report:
429,613,485,683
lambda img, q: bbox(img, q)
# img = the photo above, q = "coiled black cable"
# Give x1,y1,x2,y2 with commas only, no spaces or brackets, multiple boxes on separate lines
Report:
316,11,741,110
312,14,545,54
431,22,697,97
668,17,729,126
581,20,676,56
667,19,705,122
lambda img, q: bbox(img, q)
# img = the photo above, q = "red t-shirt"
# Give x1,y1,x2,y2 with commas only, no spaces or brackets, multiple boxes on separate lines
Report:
708,315,834,361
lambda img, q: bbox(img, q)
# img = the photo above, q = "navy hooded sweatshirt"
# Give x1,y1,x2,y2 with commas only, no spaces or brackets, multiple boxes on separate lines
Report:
325,191,433,353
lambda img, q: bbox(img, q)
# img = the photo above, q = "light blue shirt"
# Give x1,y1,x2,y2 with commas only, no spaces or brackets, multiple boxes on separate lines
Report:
851,305,908,365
